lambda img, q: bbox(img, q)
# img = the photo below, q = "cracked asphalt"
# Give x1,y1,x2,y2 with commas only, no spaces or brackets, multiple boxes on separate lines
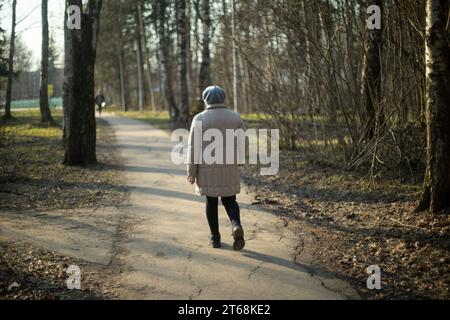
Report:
102,115,359,300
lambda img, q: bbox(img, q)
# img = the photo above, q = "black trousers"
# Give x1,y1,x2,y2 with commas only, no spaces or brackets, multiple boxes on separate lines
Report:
206,196,241,235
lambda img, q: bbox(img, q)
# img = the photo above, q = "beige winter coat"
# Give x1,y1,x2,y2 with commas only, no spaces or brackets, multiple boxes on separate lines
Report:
187,104,245,197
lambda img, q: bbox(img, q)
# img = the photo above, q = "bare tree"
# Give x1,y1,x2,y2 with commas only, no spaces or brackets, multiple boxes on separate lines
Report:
134,5,145,112
198,0,211,97
39,0,54,124
361,0,384,140
64,0,103,165
231,0,239,113
3,0,17,120
118,47,127,112
158,0,178,121
0,1,8,78
62,0,71,145
137,1,156,112
417,0,450,213
177,0,189,125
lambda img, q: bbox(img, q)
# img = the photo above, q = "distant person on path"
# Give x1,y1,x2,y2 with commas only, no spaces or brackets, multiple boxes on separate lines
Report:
95,93,106,116
187,85,246,251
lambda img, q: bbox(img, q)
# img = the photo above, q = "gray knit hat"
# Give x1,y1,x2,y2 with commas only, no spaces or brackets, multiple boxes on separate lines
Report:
202,85,226,106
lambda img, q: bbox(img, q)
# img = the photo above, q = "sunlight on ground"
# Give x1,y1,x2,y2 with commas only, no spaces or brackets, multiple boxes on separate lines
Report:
111,109,170,131
0,110,63,144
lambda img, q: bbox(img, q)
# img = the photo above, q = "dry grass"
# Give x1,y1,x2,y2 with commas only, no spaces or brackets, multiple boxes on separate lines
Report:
0,110,128,212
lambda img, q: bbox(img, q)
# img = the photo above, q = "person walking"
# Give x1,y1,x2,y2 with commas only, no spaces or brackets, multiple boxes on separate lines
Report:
95,93,106,116
187,85,246,251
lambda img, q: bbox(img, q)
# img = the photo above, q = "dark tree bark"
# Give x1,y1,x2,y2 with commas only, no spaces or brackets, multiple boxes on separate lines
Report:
177,0,189,125
186,0,193,106
417,0,450,213
231,0,239,113
198,0,211,97
158,0,178,121
118,47,127,112
3,0,17,120
134,6,145,111
362,0,384,140
64,0,103,166
134,35,144,112
62,0,71,146
137,1,156,112
0,1,7,77
39,0,54,124
115,4,127,112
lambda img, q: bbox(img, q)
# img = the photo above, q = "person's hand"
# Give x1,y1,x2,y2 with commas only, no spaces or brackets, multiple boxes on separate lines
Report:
187,176,196,185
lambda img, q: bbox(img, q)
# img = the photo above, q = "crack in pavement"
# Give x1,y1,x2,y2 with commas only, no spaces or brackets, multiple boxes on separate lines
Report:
183,246,204,300
248,262,265,280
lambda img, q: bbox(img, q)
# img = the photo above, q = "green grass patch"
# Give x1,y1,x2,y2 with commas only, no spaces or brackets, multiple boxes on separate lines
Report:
241,113,272,121
1,110,63,146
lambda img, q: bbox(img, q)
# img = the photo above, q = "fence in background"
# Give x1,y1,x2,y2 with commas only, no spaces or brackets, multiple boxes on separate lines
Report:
10,97,63,109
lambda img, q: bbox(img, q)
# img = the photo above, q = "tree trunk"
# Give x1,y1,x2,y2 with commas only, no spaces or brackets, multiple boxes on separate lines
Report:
3,0,17,120
361,0,384,140
177,0,189,125
134,36,144,112
62,0,71,146
417,0,450,213
39,0,54,124
231,0,239,113
221,0,232,103
64,0,103,166
158,0,178,121
134,6,145,111
115,6,127,113
138,2,156,112
192,0,200,93
118,47,127,112
198,0,211,98
186,0,193,107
